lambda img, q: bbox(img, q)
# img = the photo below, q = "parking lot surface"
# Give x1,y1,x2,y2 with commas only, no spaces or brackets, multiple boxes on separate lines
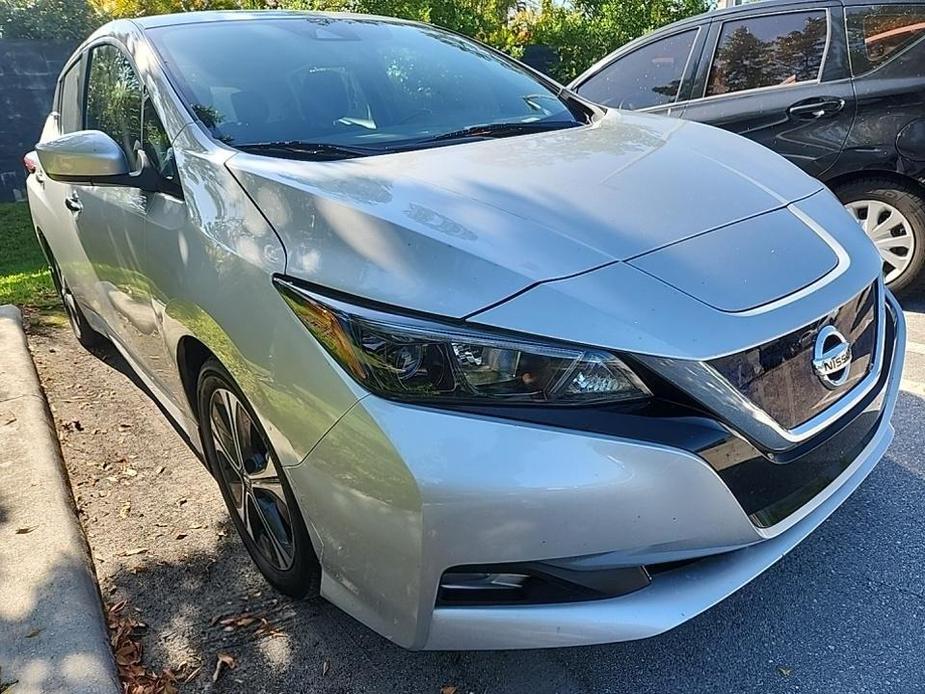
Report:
24,287,925,694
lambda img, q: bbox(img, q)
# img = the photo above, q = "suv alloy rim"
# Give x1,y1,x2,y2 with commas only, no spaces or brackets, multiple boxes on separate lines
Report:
208,387,295,571
845,199,915,285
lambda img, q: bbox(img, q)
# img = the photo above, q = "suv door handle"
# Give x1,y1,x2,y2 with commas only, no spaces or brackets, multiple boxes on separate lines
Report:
788,98,845,120
64,192,82,213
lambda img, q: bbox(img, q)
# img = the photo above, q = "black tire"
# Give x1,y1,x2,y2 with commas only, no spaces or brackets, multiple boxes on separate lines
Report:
197,358,320,598
39,235,107,349
834,177,925,294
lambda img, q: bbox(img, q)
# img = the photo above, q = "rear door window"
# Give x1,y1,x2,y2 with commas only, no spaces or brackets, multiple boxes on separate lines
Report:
58,59,83,134
706,10,829,97
575,30,699,110
847,4,925,75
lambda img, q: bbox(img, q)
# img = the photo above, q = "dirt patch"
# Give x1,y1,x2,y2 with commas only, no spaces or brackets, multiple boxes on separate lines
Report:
23,312,463,693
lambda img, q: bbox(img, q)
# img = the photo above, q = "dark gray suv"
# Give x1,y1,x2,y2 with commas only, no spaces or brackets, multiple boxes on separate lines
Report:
572,0,925,291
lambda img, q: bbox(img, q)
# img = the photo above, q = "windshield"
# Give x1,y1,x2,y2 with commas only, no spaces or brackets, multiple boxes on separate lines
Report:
148,17,583,155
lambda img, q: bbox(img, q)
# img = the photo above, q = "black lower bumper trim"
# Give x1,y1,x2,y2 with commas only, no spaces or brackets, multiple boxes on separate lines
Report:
437,559,650,607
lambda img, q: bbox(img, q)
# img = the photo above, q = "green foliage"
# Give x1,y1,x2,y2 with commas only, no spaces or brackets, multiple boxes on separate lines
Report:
0,0,102,40
0,203,57,309
515,0,710,81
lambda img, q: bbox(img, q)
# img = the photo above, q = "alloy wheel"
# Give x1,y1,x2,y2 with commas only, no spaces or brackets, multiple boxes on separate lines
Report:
845,199,916,285
208,387,295,571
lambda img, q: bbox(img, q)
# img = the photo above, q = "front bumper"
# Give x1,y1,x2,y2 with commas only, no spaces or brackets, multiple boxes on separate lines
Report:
287,293,905,650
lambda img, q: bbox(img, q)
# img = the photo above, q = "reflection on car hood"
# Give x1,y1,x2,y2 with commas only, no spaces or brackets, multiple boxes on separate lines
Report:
226,110,823,317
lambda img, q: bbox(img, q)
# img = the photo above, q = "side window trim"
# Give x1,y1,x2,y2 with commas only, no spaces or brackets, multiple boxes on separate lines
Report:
687,6,834,104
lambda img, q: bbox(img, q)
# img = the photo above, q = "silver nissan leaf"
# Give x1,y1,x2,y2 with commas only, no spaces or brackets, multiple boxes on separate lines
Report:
26,11,906,650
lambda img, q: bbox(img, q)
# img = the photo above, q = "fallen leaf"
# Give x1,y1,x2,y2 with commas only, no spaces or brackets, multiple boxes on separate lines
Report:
15,527,35,535
122,548,148,557
156,466,165,475
322,659,331,677
25,628,42,638
212,653,236,683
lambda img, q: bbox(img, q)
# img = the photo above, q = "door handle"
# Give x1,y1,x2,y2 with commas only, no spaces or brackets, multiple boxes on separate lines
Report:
788,98,845,120
64,192,82,213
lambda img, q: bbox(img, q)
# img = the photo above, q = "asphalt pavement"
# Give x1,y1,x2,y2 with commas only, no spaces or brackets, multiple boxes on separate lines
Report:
24,287,925,694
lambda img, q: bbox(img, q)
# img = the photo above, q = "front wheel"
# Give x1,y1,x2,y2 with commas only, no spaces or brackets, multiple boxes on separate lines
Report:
836,177,925,293
197,359,320,598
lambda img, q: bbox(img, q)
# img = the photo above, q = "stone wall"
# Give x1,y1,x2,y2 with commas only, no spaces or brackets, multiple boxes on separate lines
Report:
0,39,76,202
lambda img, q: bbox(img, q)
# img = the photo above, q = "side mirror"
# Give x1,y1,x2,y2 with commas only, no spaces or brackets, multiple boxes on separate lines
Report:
36,130,129,182
35,130,162,191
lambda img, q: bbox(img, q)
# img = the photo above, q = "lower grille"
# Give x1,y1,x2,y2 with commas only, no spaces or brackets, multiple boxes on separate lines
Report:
710,283,879,430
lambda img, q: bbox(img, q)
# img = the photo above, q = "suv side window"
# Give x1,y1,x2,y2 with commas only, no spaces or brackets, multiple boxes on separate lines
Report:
58,59,83,134
575,30,699,110
706,11,828,97
85,43,143,165
846,4,925,75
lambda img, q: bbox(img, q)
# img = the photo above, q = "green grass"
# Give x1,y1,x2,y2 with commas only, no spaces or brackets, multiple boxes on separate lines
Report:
0,202,58,309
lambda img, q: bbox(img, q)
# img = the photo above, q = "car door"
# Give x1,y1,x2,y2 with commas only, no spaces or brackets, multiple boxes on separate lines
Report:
840,3,925,171
37,55,101,315
572,24,708,118
680,4,857,178
73,41,167,382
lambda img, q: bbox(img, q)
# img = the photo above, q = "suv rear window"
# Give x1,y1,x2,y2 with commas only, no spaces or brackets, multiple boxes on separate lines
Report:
707,11,828,97
847,4,925,75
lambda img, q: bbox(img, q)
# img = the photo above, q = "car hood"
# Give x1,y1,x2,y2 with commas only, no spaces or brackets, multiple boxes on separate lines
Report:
227,110,823,317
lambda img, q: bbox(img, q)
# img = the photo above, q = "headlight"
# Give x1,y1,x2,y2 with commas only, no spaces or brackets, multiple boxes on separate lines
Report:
275,278,650,405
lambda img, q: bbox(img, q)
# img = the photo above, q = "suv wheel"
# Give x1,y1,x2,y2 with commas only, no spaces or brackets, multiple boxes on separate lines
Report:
197,359,321,598
836,177,925,293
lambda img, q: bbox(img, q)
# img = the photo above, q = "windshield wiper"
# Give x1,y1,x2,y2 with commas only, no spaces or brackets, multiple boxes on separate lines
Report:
236,140,383,160
420,120,580,144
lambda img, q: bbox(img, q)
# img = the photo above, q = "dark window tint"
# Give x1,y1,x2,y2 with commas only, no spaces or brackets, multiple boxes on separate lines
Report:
143,98,177,183
707,11,828,97
576,30,698,110
147,18,580,152
847,5,925,74
85,44,142,163
59,59,82,134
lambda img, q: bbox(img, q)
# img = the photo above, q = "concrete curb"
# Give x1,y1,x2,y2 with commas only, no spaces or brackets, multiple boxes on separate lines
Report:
0,305,120,694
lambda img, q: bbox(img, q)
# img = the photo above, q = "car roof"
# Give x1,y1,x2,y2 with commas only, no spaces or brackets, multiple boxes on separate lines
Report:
650,0,919,32
131,9,419,30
